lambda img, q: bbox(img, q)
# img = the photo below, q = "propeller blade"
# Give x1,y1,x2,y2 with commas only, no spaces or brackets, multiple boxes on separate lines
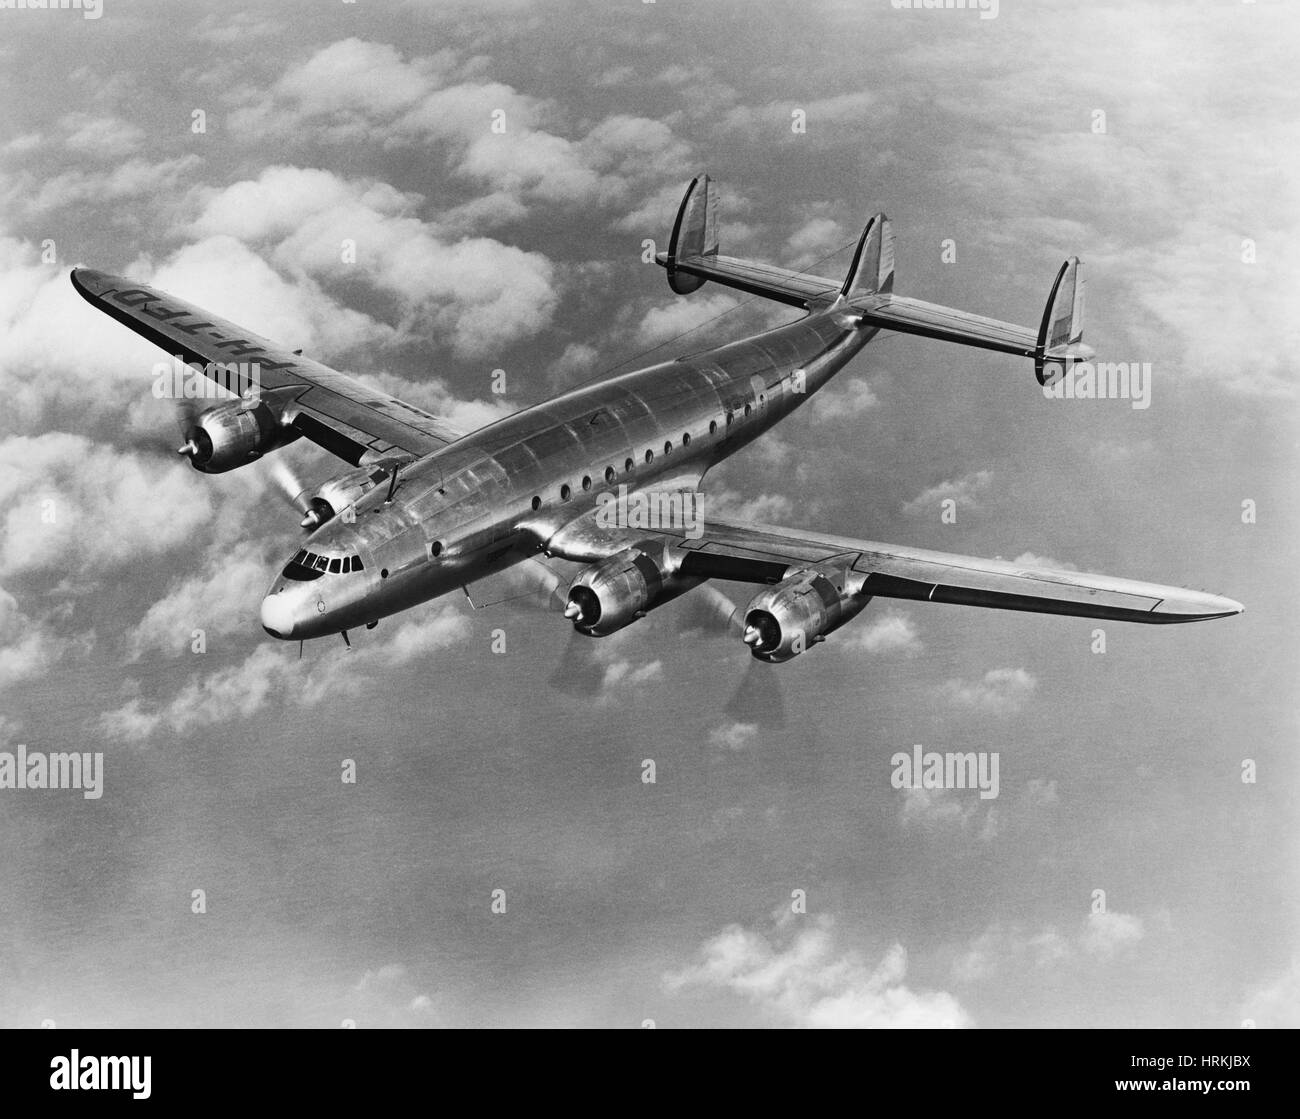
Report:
680,583,744,638
266,458,313,518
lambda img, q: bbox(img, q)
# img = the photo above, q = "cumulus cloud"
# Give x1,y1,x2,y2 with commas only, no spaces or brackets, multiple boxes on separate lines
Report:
0,434,213,580
190,166,558,357
703,488,795,526
835,610,920,655
125,540,274,660
600,658,663,692
1080,909,1145,959
1241,959,1300,1029
809,376,879,422
666,914,970,1028
709,722,758,751
101,605,470,743
0,585,91,690
937,668,1036,716
60,113,146,158
634,292,742,348
228,40,694,227
953,909,1146,984
900,786,988,836
902,469,992,518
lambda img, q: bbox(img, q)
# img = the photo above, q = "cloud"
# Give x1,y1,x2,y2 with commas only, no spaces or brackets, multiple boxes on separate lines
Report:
1080,910,1145,959
191,166,559,358
0,156,202,220
835,610,920,655
709,722,758,751
952,924,1073,983
900,786,988,836
600,658,663,692
231,41,694,227
703,488,795,526
60,114,146,158
635,292,741,348
809,376,878,422
125,540,274,660
953,910,1145,984
0,585,91,690
721,90,883,141
666,914,970,1028
0,434,214,580
937,668,1036,716
902,469,992,518
101,605,471,743
1241,959,1300,1029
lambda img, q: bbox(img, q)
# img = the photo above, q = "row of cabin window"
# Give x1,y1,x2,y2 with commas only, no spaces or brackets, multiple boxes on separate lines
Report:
526,407,756,511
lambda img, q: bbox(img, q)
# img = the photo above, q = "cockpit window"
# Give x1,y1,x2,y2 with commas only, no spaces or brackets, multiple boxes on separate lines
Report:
282,559,324,581
283,550,364,580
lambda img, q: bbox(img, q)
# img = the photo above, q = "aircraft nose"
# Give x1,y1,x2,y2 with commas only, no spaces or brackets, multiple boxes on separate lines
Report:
261,591,298,639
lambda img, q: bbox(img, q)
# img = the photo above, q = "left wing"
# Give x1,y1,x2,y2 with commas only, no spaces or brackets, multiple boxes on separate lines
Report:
72,268,464,464
539,509,1243,625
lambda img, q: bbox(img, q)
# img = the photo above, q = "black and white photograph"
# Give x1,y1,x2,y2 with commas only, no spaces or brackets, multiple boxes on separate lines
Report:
0,0,1294,1052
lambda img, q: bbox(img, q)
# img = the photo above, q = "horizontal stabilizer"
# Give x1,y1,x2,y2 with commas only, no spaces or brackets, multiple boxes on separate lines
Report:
657,173,843,307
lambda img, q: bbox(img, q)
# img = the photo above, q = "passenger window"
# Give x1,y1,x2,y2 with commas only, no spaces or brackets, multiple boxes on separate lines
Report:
531,495,541,511
683,432,691,446
561,484,571,500
644,449,654,464
624,457,634,473
581,476,591,491
709,420,717,435
663,441,672,455
604,466,615,483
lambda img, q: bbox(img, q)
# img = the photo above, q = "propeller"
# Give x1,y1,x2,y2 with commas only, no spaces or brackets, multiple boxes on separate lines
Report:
265,457,317,529
678,582,744,639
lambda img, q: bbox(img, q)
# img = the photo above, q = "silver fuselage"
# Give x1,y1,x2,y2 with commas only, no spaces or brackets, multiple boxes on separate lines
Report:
261,309,876,640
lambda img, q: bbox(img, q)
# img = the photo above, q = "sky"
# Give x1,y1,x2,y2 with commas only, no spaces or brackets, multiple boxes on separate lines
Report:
0,0,1296,1028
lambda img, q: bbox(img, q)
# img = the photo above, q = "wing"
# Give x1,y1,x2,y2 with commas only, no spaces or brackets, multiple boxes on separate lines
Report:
72,268,464,464
539,509,1243,625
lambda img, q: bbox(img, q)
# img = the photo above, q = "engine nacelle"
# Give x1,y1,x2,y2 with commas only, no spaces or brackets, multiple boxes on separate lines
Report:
297,464,391,529
564,546,696,637
741,568,869,663
179,400,298,474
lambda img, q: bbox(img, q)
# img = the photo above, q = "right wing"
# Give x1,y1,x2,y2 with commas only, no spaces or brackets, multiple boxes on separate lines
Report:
73,268,464,464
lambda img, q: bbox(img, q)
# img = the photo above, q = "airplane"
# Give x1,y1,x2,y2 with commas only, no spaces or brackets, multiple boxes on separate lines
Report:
71,174,1242,662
